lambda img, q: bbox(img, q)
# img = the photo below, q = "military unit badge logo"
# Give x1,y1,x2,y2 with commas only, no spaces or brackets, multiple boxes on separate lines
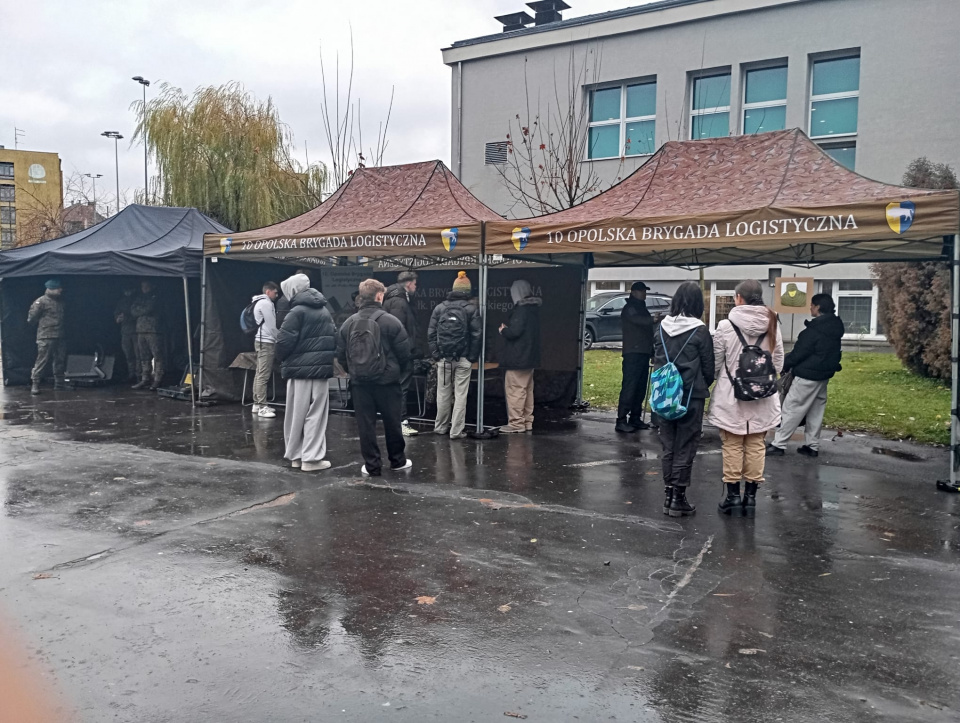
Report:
442,227,458,252
886,201,916,234
512,226,531,251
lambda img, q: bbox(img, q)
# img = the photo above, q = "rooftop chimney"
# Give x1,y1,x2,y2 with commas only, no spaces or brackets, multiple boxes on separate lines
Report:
495,10,534,32
527,0,570,25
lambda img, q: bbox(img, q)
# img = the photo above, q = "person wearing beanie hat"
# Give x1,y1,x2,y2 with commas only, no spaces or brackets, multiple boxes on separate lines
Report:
452,270,472,294
27,279,68,394
428,271,482,439
383,270,421,436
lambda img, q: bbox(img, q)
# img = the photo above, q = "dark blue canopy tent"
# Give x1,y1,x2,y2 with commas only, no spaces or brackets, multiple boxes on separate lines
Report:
0,205,230,399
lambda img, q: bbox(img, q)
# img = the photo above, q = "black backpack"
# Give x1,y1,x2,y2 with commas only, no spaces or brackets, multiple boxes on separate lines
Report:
436,302,469,360
725,322,778,401
348,310,387,382
240,300,263,336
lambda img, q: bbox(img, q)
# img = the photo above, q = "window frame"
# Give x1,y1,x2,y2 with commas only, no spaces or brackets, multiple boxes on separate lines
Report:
587,80,657,161
809,54,860,141
591,280,625,294
824,279,883,339
0,184,14,202
709,281,738,332
741,64,788,135
690,71,732,140
0,207,16,225
0,162,13,179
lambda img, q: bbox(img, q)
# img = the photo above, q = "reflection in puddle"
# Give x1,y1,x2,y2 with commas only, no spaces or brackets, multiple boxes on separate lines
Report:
871,447,924,462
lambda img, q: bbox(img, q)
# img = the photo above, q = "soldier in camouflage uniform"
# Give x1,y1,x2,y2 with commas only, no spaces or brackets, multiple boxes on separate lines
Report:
114,286,140,382
28,279,68,395
130,279,165,390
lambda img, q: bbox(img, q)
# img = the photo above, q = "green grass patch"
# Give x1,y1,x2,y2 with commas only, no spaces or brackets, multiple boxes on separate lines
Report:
583,350,950,445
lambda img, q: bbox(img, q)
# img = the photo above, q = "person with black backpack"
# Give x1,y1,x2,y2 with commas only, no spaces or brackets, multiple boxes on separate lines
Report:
337,279,413,477
651,282,715,518
707,279,784,518
428,271,482,439
242,280,280,418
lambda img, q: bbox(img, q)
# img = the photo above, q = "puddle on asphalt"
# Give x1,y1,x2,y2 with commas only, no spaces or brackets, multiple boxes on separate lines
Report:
871,447,924,462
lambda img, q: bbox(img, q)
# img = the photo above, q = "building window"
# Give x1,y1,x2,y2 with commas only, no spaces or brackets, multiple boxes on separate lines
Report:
591,281,624,293
0,184,13,202
0,207,15,225
811,55,860,166
743,66,787,135
484,141,508,165
691,73,731,140
587,81,657,159
0,162,13,179
820,140,857,170
826,279,882,337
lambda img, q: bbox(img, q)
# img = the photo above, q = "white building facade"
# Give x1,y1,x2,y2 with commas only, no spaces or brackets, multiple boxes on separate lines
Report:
442,0,960,341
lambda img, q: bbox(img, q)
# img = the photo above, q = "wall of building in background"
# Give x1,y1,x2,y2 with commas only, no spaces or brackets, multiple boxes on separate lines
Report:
0,148,64,249
444,0,960,343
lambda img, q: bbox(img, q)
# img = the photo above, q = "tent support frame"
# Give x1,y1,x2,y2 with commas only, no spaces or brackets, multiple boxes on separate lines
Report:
183,276,196,406
475,227,489,432
571,255,590,411
198,257,208,399
939,233,960,492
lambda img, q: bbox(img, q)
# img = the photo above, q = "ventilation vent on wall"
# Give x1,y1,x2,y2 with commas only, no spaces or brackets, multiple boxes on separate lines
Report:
484,141,509,165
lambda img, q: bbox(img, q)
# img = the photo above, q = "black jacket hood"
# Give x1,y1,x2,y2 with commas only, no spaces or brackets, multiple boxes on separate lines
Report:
384,284,409,301
807,312,845,339
291,288,328,309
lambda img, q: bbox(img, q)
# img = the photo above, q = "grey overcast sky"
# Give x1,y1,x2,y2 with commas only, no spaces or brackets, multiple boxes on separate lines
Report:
0,0,658,201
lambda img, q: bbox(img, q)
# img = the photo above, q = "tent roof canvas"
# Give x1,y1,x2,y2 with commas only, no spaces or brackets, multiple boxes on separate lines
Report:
486,130,960,266
0,204,230,278
204,160,502,261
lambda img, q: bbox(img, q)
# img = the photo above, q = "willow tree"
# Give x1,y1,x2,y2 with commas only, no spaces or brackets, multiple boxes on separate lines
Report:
135,82,326,231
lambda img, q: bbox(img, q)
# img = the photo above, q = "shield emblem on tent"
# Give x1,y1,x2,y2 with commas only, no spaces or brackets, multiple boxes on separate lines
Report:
886,201,915,234
441,227,458,252
220,237,232,253
512,227,531,251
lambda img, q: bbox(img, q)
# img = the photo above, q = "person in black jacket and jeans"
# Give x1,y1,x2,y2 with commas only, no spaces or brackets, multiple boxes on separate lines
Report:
617,281,655,432
276,274,338,472
652,282,715,517
767,293,844,458
338,279,413,476
498,279,541,433
383,270,420,437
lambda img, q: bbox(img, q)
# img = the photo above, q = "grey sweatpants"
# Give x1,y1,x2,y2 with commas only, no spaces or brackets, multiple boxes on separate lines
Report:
283,378,330,463
772,377,829,451
434,357,472,436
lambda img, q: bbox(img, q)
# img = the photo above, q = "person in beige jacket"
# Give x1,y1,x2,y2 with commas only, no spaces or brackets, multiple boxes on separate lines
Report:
706,279,784,518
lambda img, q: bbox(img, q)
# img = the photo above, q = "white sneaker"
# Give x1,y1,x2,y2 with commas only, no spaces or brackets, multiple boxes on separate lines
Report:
289,459,301,469
258,406,276,418
401,422,419,437
301,460,332,472
361,465,372,476
251,404,261,413
391,457,413,471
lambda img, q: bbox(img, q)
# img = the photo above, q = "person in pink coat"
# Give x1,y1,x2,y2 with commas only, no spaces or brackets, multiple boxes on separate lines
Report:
706,279,784,518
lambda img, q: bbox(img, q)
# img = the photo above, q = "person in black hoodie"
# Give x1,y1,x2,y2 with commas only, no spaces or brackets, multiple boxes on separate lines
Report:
498,279,541,434
383,270,420,436
652,282,715,517
276,274,338,473
617,281,655,432
767,293,844,458
337,279,413,476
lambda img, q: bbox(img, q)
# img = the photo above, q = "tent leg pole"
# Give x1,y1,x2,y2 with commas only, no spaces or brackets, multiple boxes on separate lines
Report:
475,253,488,432
183,275,196,407
571,256,590,411
939,233,960,492
198,257,207,399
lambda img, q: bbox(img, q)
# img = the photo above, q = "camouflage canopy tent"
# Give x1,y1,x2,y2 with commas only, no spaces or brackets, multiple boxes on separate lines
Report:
0,205,230,396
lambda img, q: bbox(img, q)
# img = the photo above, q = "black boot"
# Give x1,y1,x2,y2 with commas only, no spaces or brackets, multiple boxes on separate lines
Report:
662,485,674,515
668,486,696,517
132,380,150,390
742,482,758,518
718,482,743,516
615,419,638,433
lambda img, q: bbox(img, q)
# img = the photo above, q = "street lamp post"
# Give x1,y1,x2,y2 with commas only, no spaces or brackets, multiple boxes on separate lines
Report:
132,76,151,204
82,173,103,226
101,131,123,215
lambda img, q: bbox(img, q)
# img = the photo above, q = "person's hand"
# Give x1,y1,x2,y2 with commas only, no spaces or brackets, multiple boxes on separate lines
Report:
499,323,506,333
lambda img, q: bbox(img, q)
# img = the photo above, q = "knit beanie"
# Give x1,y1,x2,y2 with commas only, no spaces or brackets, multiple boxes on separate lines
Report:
452,271,472,294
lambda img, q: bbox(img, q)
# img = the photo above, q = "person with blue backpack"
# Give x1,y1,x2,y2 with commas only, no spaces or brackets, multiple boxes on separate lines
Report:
651,282,715,518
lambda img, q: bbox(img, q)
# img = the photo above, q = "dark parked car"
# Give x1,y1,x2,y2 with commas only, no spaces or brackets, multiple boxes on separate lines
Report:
583,291,672,349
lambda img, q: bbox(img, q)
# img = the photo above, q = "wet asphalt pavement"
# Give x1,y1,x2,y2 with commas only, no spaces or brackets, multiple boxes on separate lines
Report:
1,387,959,722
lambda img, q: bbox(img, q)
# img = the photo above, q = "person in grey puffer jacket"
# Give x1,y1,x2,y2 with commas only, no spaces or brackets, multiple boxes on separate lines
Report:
28,278,68,394
275,274,337,472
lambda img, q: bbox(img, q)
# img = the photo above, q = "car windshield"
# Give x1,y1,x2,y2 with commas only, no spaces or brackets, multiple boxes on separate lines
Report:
586,295,620,311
